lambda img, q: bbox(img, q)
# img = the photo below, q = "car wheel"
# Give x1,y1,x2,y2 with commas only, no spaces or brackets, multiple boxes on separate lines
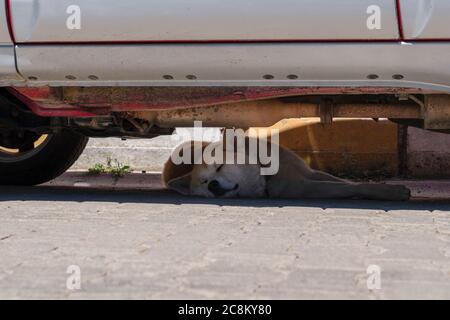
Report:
0,129,88,185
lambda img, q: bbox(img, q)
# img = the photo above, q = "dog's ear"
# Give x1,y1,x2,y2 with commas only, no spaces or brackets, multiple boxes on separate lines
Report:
167,173,192,195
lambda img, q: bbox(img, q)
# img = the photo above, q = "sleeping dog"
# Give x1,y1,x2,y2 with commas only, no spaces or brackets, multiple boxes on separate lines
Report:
163,137,411,201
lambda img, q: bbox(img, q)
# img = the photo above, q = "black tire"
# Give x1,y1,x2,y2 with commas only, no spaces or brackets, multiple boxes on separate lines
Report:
0,130,88,185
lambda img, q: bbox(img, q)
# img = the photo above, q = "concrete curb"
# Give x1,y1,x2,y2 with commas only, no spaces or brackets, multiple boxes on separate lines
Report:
45,171,450,200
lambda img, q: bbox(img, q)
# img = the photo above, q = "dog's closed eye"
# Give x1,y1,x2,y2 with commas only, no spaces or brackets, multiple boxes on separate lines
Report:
216,164,224,172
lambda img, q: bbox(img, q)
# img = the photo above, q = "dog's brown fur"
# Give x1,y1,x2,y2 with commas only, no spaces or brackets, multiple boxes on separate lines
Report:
162,141,209,189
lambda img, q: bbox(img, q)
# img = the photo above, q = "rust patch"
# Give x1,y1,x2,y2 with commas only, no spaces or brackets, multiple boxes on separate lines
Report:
10,86,433,117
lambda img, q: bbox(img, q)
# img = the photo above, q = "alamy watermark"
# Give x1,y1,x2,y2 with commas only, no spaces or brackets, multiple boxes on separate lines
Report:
66,265,81,291
170,122,280,176
66,5,81,30
366,265,382,290
66,4,382,32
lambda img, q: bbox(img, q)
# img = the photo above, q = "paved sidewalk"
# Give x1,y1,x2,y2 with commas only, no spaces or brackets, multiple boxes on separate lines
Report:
0,174,449,299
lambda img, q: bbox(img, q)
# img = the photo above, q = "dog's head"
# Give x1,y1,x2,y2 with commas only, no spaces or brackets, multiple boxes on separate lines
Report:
163,140,266,198
169,162,266,198
167,164,267,198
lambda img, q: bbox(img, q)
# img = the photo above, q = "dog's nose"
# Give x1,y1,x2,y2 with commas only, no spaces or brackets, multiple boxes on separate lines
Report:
208,180,238,197
208,180,222,195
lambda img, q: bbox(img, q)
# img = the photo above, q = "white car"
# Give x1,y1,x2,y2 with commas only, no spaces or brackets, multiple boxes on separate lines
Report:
0,0,449,185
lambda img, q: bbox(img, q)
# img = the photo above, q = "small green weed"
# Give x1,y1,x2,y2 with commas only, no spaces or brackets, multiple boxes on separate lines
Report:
88,156,132,178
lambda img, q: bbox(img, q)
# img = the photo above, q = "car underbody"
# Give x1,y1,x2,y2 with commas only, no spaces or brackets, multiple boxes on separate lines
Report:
1,86,449,145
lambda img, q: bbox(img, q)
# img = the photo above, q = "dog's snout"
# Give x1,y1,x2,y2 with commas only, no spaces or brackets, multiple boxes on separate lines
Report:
208,180,239,197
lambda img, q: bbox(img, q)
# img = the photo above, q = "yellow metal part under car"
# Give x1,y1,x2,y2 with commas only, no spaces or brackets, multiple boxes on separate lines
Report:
250,119,398,179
